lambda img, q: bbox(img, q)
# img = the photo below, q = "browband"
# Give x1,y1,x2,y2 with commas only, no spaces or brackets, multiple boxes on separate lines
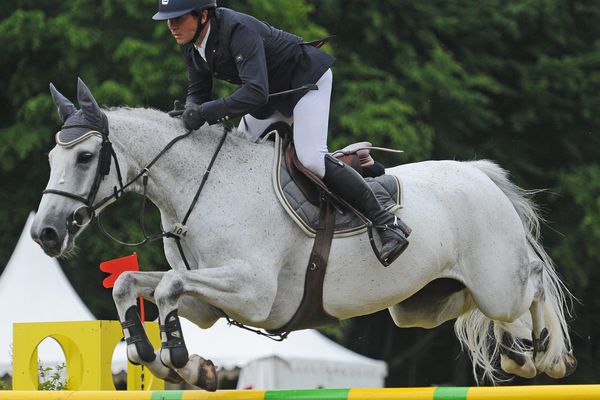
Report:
55,130,104,148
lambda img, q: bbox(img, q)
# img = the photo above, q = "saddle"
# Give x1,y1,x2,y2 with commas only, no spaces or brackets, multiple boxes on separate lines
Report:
272,129,403,237
266,125,404,335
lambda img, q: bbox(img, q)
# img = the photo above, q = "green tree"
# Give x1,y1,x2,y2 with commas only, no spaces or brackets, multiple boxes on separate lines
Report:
310,0,600,385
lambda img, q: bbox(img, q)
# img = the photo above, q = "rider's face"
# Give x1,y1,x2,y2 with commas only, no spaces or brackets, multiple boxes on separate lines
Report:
167,13,197,45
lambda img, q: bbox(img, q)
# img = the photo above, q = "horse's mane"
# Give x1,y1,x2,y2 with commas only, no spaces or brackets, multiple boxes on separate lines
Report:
105,107,247,139
103,107,271,168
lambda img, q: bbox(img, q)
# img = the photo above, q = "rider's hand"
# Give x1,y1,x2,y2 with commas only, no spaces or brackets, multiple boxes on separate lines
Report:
182,103,206,130
167,100,185,117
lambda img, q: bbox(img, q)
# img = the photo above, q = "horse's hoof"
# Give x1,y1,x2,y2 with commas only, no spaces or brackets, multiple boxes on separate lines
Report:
563,354,577,377
197,357,218,391
500,352,537,379
176,354,218,391
545,354,577,379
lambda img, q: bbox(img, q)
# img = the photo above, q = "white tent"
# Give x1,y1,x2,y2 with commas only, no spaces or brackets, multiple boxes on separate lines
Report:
2,212,387,388
175,318,388,389
0,212,95,375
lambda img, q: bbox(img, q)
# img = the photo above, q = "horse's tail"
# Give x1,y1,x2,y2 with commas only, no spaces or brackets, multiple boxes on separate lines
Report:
454,160,574,384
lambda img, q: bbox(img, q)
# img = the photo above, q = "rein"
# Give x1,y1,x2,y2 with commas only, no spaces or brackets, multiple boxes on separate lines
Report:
42,122,228,271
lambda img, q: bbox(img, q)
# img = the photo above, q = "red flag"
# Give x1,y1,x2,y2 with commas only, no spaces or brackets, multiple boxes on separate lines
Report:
99,252,145,322
99,252,139,288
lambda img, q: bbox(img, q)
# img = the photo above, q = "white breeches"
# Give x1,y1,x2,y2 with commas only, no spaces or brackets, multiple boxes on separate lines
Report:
238,68,333,178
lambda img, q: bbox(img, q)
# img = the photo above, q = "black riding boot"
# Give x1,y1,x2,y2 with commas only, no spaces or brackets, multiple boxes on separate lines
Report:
322,154,411,265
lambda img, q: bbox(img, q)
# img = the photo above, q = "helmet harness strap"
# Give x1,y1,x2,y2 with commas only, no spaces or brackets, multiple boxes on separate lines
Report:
189,10,210,45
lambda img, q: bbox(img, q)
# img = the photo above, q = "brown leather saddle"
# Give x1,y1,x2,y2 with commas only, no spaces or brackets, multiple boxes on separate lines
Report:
267,125,403,335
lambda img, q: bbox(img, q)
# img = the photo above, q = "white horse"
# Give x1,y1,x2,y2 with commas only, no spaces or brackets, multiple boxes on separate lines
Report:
31,79,576,389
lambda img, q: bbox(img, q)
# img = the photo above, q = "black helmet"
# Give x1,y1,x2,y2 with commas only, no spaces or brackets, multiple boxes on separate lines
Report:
152,0,216,21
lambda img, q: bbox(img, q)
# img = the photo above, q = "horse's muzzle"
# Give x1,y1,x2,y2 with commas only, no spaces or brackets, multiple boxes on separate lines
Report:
31,226,63,257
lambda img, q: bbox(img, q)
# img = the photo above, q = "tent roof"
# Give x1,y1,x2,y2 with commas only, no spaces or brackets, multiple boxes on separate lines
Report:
176,318,387,389
177,318,386,371
0,212,95,375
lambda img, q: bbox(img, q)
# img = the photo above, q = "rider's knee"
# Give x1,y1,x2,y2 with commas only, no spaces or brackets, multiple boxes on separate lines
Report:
296,152,326,178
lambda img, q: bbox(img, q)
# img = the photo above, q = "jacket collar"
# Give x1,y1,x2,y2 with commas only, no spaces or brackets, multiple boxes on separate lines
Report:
204,14,220,69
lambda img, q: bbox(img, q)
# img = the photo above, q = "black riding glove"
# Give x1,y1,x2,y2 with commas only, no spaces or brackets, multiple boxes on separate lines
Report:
182,103,206,131
167,100,185,117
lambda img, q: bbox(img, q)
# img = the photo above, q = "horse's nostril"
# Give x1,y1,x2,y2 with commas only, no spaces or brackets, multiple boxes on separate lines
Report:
40,227,59,247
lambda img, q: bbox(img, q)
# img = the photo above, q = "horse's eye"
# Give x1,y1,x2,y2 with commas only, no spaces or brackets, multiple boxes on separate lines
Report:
77,152,94,164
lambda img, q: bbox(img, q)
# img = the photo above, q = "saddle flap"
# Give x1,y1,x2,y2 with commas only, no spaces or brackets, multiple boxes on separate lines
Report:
283,137,328,205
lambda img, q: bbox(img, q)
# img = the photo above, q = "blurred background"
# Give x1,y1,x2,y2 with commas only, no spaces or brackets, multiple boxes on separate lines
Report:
0,0,599,387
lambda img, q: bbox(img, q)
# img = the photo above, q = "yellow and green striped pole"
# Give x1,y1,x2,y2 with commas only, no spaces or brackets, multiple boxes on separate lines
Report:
2,386,600,400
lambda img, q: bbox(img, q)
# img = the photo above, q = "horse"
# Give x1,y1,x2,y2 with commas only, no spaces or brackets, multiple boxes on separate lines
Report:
31,79,576,389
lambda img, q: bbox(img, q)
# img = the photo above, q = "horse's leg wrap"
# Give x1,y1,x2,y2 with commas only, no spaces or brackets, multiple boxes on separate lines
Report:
160,309,189,369
121,306,156,364
533,327,549,357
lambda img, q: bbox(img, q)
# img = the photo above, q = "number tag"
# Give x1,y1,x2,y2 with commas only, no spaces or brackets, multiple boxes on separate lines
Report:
170,223,188,238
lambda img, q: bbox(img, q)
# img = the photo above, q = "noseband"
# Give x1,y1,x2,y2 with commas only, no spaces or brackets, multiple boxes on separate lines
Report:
42,123,124,234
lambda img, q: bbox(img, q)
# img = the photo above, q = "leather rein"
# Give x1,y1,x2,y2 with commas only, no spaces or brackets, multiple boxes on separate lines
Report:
42,122,228,271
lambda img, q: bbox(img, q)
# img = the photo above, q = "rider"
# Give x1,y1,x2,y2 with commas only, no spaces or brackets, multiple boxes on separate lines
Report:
153,0,411,264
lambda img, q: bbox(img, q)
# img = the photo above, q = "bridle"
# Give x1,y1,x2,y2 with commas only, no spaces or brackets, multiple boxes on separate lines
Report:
42,123,125,235
41,121,228,270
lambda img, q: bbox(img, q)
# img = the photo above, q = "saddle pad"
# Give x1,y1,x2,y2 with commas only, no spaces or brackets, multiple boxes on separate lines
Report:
270,131,404,238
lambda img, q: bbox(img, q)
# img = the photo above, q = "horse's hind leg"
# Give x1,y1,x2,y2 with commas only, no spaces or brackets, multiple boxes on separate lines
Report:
112,271,183,383
494,260,543,379
528,261,577,378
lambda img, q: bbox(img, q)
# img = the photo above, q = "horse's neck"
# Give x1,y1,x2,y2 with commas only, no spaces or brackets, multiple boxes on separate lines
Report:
106,109,273,218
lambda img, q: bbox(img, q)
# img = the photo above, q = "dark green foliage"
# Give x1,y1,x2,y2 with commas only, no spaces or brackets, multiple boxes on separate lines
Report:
1,0,599,385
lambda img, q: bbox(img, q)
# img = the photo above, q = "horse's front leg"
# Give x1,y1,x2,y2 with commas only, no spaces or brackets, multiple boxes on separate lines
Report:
154,260,279,390
112,271,183,383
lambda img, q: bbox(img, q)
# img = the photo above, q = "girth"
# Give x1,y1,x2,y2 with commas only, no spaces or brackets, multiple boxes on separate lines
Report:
268,192,338,334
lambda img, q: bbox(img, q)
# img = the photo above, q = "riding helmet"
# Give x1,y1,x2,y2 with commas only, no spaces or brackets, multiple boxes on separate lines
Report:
152,0,217,20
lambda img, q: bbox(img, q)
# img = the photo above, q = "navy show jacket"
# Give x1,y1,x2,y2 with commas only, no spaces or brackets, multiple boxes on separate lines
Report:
180,7,335,124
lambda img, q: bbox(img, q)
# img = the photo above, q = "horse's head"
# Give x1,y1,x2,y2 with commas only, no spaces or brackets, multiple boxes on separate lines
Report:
31,78,119,257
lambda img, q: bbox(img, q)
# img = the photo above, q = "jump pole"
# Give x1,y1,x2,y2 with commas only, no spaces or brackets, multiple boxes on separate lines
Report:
2,386,600,400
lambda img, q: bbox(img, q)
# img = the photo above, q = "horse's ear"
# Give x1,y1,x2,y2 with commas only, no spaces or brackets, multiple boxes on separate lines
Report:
49,83,76,122
76,78,105,128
